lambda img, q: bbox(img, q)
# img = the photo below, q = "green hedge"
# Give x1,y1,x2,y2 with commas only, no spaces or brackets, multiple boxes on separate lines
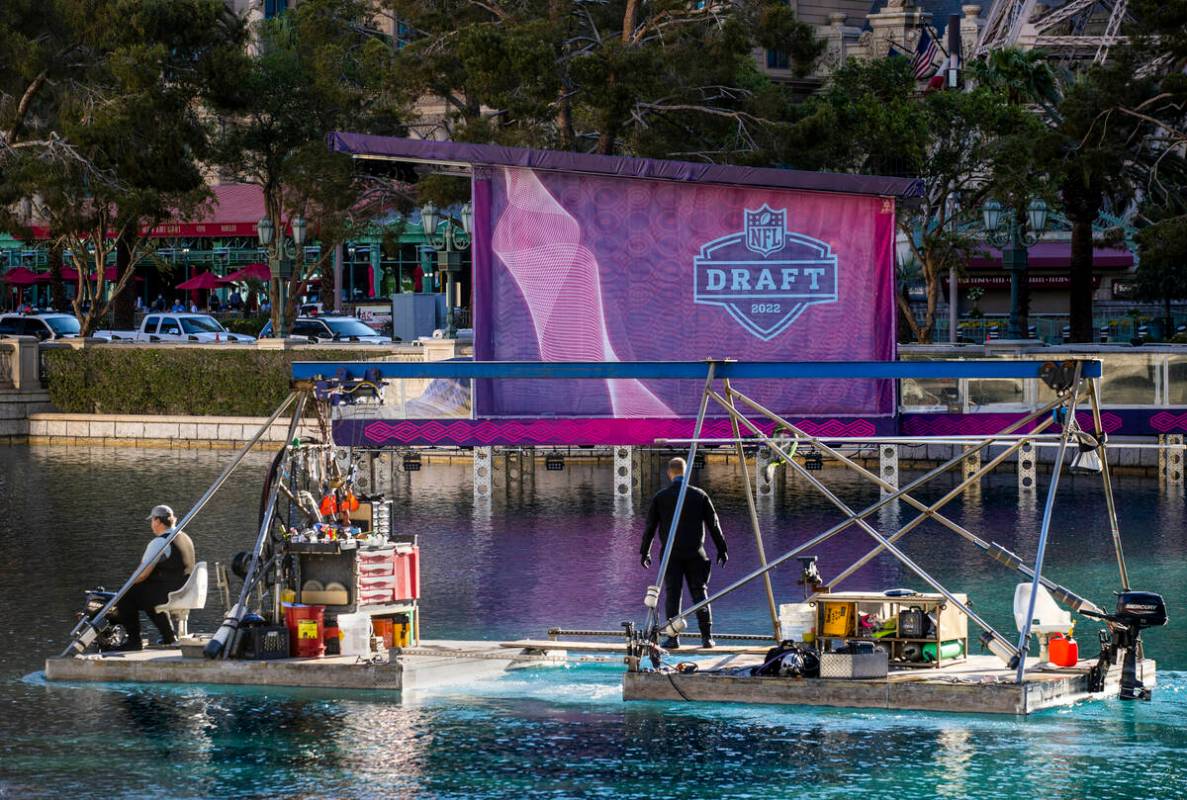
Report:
46,347,351,416
221,315,270,336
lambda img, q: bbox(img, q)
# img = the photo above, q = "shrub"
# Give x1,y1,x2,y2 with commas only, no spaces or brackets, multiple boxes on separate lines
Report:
221,315,270,336
45,347,353,416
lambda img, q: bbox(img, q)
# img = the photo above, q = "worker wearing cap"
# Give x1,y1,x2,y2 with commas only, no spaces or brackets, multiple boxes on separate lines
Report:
640,457,728,650
114,505,196,650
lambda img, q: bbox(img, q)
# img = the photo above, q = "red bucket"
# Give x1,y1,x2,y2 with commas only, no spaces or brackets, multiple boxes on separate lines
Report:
283,604,326,658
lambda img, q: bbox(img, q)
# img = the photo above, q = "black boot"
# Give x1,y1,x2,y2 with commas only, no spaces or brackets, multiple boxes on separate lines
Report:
696,606,715,649
661,636,680,650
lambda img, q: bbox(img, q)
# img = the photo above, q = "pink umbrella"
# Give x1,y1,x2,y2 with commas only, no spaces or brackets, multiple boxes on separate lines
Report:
220,262,272,283
0,267,46,286
176,271,223,290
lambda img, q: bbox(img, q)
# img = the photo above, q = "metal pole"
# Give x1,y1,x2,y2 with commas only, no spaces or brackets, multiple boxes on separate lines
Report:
644,361,717,636
710,395,1019,658
949,267,959,344
721,387,1101,613
828,414,1056,588
1015,367,1083,682
1089,376,1130,590
658,427,1038,638
728,387,1065,554
723,378,781,642
212,392,308,659
61,391,299,657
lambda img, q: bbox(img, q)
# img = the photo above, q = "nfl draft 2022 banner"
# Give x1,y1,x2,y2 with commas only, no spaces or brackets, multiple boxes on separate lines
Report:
471,166,897,418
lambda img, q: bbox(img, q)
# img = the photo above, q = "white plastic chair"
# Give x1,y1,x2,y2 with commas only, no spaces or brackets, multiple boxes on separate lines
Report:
1013,582,1072,661
155,562,208,639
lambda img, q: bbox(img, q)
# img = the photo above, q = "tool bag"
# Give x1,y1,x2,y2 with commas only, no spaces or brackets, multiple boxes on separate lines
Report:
753,641,820,678
898,606,932,639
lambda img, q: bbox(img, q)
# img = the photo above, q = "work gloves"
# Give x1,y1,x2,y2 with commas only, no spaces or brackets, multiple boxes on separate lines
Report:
716,552,729,567
641,554,652,569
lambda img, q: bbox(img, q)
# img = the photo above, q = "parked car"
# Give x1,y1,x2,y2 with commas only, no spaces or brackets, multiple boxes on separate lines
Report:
95,313,255,343
0,312,81,340
259,315,390,344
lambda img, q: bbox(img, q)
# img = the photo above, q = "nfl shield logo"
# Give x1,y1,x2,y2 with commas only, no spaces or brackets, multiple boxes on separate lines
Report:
744,205,786,257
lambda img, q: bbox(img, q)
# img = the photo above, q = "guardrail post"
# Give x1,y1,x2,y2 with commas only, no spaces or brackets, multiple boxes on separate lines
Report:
1161,434,1184,487
962,446,982,495
613,446,634,499
879,444,899,498
1017,440,1037,493
473,445,493,499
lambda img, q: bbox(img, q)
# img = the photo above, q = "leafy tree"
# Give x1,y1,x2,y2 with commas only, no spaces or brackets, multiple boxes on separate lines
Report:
1135,214,1187,336
213,0,405,335
0,0,245,334
781,57,1026,342
382,0,821,159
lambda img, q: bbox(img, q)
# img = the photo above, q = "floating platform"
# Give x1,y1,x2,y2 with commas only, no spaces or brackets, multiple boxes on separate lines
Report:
44,639,566,693
622,654,1157,716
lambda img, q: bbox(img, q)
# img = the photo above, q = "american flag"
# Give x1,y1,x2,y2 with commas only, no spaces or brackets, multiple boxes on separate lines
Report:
911,29,940,80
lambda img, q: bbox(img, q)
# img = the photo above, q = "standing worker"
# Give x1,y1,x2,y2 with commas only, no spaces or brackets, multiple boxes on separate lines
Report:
114,505,196,650
640,457,728,649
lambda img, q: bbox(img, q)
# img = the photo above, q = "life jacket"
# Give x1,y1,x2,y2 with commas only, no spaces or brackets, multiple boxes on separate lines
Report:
145,533,187,591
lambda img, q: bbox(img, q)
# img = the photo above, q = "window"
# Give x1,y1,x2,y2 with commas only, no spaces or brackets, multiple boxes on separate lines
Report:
325,319,379,338
264,0,287,19
0,318,20,335
144,316,160,333
767,49,790,70
292,321,322,338
180,316,223,334
44,316,80,336
160,318,181,335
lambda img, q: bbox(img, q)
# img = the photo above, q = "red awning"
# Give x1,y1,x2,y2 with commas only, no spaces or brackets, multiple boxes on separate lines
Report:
969,242,1133,270
221,262,272,283
23,184,299,240
176,271,223,290
0,267,47,285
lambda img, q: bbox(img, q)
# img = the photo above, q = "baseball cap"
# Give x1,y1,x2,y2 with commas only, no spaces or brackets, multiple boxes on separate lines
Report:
147,504,176,521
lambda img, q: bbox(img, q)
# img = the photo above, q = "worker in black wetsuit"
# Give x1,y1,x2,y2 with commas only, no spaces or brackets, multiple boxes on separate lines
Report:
640,457,728,650
115,505,196,650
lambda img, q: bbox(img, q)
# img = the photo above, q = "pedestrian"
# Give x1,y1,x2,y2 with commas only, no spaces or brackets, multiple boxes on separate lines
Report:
229,290,242,313
152,293,165,311
640,457,728,649
188,300,198,313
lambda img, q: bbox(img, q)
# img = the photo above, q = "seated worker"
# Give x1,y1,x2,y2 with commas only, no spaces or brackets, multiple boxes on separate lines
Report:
115,505,196,650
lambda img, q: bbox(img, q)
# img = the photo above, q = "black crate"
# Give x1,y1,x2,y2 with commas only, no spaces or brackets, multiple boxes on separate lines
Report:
239,625,290,660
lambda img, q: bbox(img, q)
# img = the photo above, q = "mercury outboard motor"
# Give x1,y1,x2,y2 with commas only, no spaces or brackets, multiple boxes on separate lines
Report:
76,587,128,652
1082,591,1168,701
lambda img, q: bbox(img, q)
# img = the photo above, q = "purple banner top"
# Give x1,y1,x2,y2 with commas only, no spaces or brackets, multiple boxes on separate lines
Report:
327,132,924,199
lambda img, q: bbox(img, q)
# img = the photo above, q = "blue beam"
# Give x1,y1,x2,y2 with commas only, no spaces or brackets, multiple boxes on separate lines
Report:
291,359,1103,381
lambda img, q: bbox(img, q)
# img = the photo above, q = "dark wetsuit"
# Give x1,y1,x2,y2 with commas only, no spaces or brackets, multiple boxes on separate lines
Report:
640,478,727,636
116,534,188,647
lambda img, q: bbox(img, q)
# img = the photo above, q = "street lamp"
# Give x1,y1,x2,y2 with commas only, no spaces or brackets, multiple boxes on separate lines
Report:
420,201,472,338
256,213,306,337
982,198,1047,341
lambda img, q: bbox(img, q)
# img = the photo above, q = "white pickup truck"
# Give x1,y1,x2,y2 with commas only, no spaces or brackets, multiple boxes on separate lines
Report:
96,313,255,343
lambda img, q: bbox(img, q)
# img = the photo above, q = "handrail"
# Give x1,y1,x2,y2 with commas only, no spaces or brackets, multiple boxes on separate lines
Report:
291,358,1104,381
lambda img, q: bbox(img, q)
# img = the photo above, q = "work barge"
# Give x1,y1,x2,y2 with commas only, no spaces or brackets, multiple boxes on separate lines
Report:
47,358,1167,716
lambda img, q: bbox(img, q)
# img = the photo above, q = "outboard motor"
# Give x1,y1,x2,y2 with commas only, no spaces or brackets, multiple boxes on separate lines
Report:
1082,591,1168,701
76,587,128,652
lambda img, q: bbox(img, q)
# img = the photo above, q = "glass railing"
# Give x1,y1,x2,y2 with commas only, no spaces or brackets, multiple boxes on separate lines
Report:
900,346,1187,411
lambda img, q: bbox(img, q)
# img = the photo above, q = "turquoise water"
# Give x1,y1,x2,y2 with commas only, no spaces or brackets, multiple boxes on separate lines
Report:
1,447,1185,798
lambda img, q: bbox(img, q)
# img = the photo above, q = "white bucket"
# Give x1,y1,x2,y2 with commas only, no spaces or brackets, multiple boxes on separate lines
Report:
778,602,816,643
337,612,373,657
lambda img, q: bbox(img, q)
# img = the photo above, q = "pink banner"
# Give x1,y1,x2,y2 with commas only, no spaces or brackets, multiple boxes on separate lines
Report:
474,166,896,417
